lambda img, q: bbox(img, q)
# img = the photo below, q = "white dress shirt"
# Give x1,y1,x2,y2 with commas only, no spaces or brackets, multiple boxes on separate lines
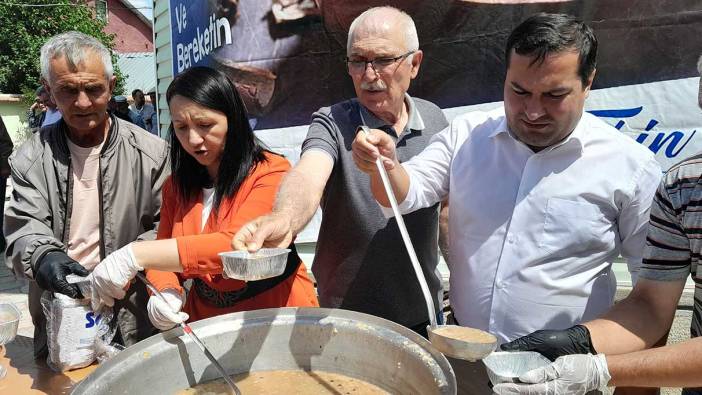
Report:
387,107,661,343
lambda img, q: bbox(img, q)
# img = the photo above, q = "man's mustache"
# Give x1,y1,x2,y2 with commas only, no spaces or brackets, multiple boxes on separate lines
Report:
361,80,387,92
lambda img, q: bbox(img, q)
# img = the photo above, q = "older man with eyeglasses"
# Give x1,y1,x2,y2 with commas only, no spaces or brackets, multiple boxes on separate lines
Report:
232,6,448,337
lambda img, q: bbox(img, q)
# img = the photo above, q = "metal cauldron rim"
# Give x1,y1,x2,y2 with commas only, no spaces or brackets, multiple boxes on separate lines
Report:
72,307,457,394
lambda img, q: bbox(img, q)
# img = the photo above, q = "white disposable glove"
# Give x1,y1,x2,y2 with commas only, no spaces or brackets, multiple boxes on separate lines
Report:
492,354,611,395
147,288,190,330
89,244,143,312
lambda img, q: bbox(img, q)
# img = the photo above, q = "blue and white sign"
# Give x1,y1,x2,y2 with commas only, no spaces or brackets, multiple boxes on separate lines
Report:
170,0,232,75
588,78,701,171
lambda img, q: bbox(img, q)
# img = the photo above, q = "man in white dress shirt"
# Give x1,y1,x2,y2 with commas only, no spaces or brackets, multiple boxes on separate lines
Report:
352,12,661,346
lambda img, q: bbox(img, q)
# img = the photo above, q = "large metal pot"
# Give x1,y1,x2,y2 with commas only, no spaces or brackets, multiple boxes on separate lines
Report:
72,307,457,394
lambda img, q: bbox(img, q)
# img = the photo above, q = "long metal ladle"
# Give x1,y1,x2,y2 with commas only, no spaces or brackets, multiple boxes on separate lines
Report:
135,272,242,395
358,125,497,361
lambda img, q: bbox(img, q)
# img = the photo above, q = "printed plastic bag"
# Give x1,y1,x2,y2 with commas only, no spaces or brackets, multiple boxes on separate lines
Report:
41,291,117,372
95,339,125,364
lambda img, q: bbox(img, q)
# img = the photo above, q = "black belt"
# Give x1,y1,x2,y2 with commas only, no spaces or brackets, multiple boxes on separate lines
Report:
193,244,301,308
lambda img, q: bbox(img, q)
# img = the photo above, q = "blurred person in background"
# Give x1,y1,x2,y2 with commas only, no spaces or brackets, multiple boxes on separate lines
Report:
114,95,146,129
147,89,159,136
27,86,61,131
130,88,155,133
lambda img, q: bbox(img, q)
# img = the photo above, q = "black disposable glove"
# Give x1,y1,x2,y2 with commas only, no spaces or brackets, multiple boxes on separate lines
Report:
499,325,596,361
35,250,90,299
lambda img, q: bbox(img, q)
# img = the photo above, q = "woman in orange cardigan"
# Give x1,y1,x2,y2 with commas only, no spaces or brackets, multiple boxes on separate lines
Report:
88,67,318,330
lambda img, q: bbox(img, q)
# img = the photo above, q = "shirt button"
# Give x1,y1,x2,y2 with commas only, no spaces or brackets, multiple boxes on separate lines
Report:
496,281,504,289
507,236,515,244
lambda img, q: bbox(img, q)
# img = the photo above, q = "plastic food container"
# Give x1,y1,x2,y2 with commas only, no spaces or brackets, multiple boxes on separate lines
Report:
0,303,20,345
218,248,290,281
483,351,551,385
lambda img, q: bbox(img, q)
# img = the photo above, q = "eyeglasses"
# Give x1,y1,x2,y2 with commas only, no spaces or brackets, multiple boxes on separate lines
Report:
346,51,415,75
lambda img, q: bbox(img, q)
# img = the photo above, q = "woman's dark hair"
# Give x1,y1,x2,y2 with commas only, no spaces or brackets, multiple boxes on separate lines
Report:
165,66,268,210
505,13,597,86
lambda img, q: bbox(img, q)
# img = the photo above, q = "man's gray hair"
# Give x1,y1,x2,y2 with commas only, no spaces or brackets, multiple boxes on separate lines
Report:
347,7,419,55
40,31,113,81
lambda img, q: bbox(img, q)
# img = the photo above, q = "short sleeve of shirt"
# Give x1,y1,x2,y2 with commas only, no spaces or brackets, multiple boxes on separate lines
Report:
301,108,340,164
639,175,693,282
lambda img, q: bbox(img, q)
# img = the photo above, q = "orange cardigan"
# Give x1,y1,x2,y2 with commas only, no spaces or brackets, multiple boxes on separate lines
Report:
146,153,318,322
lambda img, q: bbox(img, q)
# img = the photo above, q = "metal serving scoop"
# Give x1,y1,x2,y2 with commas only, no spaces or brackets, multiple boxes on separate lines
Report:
358,125,497,361
135,272,242,395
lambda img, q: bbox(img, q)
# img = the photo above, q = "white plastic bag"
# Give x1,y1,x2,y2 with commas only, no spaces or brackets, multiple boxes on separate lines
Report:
41,292,116,372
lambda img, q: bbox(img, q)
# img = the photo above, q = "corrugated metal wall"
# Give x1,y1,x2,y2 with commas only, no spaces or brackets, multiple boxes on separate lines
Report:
153,0,172,135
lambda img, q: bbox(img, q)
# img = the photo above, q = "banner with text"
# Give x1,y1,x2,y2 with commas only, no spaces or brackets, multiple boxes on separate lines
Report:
169,0,702,173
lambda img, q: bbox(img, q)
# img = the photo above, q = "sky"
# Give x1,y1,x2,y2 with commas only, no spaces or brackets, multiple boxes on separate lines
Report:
123,0,153,21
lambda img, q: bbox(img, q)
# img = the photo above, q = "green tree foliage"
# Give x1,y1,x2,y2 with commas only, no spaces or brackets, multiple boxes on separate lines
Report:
0,0,126,94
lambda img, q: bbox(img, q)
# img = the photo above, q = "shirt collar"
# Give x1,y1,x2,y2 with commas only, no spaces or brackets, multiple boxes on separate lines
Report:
491,109,586,153
359,93,426,134
561,115,587,150
488,115,510,138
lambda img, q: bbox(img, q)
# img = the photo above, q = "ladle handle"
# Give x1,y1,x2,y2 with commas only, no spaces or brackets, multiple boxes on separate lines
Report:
179,323,241,395
135,272,242,395
359,126,438,328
